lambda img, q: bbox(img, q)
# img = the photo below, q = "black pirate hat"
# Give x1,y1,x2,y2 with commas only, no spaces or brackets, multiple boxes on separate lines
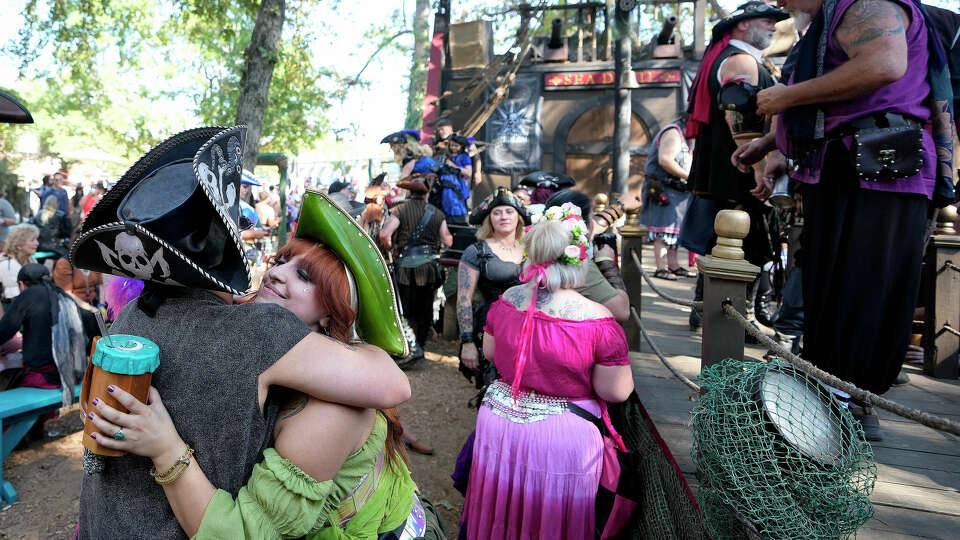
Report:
380,129,421,145
711,2,788,41
519,170,576,190
469,186,531,226
0,90,33,124
71,126,251,295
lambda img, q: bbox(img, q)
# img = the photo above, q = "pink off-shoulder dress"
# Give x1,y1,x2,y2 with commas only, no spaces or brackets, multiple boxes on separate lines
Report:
461,299,630,540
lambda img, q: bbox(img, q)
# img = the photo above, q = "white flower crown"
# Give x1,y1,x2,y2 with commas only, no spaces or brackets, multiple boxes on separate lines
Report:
527,202,590,266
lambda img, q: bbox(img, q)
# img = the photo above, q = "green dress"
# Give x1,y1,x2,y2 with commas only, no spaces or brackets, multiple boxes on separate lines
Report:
194,413,416,540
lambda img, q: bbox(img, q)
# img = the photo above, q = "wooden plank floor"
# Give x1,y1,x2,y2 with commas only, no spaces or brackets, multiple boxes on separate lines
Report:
630,246,960,539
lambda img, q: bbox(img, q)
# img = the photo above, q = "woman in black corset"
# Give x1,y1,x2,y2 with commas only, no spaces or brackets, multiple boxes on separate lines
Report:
456,187,529,388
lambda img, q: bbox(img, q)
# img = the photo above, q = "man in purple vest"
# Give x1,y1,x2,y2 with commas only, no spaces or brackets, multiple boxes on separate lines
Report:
735,0,946,440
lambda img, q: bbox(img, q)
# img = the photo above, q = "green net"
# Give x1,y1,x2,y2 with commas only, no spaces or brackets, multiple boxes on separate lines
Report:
691,359,877,539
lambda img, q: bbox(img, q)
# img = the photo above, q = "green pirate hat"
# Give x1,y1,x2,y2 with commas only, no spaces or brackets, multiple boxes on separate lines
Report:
294,189,408,357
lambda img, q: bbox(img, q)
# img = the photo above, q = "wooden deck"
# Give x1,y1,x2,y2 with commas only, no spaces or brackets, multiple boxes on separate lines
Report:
631,246,960,539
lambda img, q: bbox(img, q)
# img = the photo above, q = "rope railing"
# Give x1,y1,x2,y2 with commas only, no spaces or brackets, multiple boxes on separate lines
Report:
944,261,960,273
631,307,701,393
630,249,704,309
721,300,960,438
940,324,960,338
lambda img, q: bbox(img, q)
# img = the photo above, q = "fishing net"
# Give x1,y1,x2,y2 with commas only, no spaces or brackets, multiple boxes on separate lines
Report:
609,393,710,539
692,359,877,539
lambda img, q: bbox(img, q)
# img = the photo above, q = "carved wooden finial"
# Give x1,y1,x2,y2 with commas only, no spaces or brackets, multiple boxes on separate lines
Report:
935,205,958,236
593,193,609,213
711,209,751,260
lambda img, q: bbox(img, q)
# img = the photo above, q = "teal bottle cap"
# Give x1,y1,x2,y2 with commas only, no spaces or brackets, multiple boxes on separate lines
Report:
92,334,160,375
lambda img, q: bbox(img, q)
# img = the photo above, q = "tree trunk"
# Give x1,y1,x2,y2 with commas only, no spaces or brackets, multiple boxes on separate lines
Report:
404,0,432,130
235,0,285,169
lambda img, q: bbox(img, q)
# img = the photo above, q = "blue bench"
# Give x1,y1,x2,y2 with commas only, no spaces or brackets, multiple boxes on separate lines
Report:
0,385,81,504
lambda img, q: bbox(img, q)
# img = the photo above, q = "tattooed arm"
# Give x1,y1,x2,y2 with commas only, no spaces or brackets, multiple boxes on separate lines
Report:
457,260,481,369
756,0,909,115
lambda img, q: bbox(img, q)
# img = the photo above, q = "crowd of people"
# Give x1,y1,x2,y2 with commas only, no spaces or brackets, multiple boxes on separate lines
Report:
0,0,958,538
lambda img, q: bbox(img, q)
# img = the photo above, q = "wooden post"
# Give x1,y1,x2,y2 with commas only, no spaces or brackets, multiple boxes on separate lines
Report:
611,2,634,197
697,209,759,370
923,205,960,379
619,205,646,351
694,0,706,59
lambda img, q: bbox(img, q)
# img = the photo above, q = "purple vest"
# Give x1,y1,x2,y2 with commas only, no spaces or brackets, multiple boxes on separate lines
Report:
778,0,936,197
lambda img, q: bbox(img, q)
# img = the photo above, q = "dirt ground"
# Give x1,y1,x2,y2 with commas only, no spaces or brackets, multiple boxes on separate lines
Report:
0,337,477,539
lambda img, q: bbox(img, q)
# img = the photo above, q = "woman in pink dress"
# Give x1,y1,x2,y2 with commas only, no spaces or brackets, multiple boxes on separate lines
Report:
461,203,635,539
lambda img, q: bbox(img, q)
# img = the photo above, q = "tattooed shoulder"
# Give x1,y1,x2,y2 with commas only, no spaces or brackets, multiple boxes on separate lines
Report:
502,285,528,309
835,0,906,53
552,299,588,320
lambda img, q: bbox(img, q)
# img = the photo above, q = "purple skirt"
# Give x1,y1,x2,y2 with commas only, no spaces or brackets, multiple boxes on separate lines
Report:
461,398,603,540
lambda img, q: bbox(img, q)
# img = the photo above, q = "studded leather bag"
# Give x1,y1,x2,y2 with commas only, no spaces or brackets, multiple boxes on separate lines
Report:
848,113,924,183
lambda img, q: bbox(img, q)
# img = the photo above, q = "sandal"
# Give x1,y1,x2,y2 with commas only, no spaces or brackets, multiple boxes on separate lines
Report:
669,266,693,278
653,268,678,281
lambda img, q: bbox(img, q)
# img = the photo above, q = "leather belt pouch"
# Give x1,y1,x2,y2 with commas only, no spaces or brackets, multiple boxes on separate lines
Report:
849,115,924,182
397,244,438,269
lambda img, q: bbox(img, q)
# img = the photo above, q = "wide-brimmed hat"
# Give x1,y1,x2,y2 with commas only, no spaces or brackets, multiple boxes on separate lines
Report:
0,90,33,124
469,186,531,226
397,173,431,194
381,129,421,145
712,2,789,41
71,126,250,295
294,189,408,357
519,170,576,190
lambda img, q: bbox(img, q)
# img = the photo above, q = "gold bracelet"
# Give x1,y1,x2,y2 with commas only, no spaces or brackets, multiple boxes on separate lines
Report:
154,461,190,485
150,446,194,485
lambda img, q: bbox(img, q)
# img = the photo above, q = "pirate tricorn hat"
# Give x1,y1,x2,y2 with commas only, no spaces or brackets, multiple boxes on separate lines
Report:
468,186,531,226
0,90,33,124
294,190,408,357
71,126,251,295
711,2,788,41
519,170,576,190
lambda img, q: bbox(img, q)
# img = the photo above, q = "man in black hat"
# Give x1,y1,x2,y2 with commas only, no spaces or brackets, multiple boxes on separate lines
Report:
682,1,787,331
435,118,454,142
73,126,410,539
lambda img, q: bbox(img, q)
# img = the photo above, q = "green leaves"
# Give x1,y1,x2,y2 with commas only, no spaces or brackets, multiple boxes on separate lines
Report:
5,0,336,165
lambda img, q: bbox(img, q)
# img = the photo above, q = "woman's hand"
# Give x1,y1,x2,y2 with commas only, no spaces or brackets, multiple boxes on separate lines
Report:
460,342,479,370
87,385,188,470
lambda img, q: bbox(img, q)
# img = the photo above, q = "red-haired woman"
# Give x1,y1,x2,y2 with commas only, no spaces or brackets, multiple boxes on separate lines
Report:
85,195,429,538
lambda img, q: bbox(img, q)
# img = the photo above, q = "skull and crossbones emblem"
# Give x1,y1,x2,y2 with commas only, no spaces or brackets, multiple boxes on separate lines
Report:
95,232,172,281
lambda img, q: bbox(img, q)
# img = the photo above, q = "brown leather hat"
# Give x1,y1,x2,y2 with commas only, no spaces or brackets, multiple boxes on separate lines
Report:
397,173,431,194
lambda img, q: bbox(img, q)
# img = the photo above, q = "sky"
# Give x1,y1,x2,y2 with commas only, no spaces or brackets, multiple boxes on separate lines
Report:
1,0,956,170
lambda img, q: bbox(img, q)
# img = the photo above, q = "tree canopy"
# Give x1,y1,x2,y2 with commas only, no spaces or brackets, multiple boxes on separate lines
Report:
5,0,338,168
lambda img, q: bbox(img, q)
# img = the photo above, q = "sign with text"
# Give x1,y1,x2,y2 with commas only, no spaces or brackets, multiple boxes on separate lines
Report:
544,70,681,88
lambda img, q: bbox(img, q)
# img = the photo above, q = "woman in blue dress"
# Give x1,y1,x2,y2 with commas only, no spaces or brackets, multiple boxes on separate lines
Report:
439,134,472,224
